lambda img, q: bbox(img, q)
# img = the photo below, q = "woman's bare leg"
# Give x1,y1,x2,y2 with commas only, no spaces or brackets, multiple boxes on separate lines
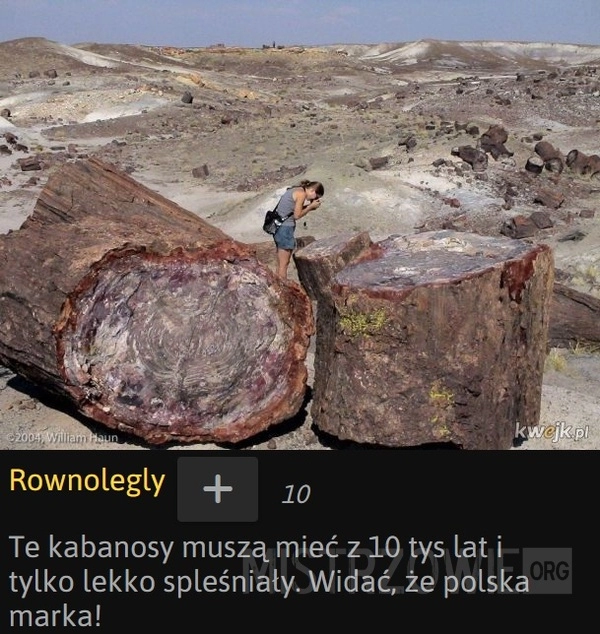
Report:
277,248,292,278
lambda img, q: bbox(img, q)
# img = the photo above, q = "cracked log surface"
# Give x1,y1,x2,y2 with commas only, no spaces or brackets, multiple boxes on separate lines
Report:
0,158,314,445
295,230,554,450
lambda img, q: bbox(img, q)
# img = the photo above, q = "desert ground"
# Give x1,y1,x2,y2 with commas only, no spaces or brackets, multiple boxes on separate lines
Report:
0,37,599,451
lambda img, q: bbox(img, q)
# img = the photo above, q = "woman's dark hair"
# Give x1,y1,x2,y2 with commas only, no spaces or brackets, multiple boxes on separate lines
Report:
299,179,324,197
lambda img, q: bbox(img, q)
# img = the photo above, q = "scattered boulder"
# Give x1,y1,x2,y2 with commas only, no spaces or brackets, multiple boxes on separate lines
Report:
533,188,565,209
17,157,43,171
368,156,389,170
398,135,417,150
192,164,209,178
558,230,586,242
465,122,480,136
442,197,461,208
530,211,554,229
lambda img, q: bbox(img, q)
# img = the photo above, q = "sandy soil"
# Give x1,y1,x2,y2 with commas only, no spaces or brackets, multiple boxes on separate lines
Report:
1,37,599,451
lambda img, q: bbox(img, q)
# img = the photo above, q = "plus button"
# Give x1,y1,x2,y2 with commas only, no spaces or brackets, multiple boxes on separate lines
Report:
203,473,233,504
177,457,258,522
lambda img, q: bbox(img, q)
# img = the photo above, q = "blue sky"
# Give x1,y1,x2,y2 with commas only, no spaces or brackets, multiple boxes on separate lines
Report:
2,0,598,48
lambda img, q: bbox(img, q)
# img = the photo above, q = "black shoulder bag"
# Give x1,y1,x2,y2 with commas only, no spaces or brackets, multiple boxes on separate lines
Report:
262,196,293,235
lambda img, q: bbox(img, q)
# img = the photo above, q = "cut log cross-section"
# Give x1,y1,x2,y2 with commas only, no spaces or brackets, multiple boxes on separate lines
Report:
294,230,554,450
0,158,314,445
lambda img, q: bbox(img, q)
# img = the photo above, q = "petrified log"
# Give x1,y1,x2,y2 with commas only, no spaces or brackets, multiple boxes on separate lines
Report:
548,281,600,347
250,236,316,280
582,154,600,178
481,124,508,146
294,232,376,438
0,157,314,445
294,232,373,302
479,124,513,159
566,149,590,174
542,158,564,175
17,156,42,171
534,140,560,161
534,140,564,173
525,155,544,174
295,230,554,450
451,145,488,172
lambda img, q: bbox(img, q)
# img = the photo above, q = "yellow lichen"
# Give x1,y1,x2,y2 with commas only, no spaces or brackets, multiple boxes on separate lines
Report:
339,308,386,336
429,382,454,406
429,383,454,437
437,424,451,438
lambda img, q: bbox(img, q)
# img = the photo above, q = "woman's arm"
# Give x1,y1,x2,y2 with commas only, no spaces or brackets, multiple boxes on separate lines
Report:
292,189,307,219
293,189,321,219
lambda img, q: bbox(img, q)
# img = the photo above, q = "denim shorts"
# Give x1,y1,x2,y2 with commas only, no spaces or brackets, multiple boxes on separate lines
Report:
274,224,296,250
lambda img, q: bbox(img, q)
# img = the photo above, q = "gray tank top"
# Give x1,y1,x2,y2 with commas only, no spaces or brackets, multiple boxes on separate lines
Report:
277,187,300,226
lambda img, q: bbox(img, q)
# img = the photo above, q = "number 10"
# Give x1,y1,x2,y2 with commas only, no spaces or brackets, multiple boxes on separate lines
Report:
282,484,311,504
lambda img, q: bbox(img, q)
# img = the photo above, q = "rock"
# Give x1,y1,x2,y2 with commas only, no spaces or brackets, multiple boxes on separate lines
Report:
192,164,209,178
558,230,586,242
17,157,42,171
530,211,554,229
368,156,389,170
525,155,544,174
451,145,488,171
500,215,537,238
533,188,565,209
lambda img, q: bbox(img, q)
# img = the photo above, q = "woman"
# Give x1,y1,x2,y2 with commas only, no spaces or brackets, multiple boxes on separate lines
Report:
273,179,324,279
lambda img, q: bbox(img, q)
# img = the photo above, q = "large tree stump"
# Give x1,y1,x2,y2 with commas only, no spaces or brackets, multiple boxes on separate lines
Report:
294,230,554,449
0,158,314,445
